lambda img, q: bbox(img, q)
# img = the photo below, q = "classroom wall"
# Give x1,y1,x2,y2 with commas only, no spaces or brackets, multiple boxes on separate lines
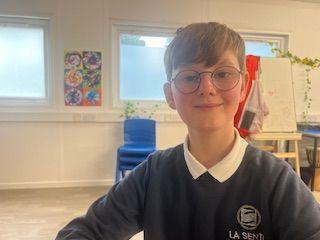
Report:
1,0,320,189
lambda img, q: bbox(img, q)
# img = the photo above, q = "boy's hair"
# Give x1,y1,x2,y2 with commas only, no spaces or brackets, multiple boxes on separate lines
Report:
164,22,246,81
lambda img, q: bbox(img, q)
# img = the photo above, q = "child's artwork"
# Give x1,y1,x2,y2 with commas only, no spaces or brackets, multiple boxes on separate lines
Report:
64,51,102,106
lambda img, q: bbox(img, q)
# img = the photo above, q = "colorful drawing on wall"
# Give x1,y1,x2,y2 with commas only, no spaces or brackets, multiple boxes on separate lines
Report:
65,88,82,106
64,50,102,106
83,51,102,70
64,69,83,87
64,51,82,69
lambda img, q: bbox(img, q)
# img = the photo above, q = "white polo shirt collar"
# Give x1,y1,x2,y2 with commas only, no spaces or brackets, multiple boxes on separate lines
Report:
183,128,248,182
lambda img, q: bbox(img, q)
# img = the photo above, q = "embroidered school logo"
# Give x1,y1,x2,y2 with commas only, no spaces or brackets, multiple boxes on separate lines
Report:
237,205,261,230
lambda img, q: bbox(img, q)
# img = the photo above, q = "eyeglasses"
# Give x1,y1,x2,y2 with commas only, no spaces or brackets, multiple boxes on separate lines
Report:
170,66,242,94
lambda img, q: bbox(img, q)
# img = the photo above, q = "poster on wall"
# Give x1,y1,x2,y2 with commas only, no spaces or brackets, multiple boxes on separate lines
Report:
64,50,102,106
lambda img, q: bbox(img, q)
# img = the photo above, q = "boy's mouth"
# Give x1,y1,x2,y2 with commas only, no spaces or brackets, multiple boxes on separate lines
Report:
193,103,223,109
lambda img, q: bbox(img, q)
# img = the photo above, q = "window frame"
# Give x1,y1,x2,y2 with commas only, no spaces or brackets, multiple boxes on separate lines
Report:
0,15,52,107
239,30,290,56
110,20,178,111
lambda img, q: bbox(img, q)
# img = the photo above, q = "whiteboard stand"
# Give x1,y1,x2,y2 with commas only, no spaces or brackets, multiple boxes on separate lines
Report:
249,132,302,177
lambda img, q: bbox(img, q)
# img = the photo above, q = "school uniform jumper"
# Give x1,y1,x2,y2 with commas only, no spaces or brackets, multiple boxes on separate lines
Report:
56,130,320,240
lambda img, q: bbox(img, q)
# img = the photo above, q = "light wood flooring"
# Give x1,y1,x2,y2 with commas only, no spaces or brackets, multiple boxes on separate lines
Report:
0,186,319,240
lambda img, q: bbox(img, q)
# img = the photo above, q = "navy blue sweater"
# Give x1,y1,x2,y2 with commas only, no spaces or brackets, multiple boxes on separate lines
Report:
56,144,320,240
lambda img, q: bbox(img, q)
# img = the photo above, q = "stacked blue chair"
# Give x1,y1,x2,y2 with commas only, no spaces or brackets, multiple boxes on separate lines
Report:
115,118,156,182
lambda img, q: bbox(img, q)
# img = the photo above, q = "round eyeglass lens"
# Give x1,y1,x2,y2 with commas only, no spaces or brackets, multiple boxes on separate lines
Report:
212,66,240,91
174,70,200,93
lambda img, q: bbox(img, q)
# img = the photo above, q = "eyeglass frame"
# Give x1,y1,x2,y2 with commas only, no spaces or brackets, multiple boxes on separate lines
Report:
169,65,243,94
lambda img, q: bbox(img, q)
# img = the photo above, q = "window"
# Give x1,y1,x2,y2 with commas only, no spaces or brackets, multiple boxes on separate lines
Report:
120,34,172,101
112,23,289,106
241,32,289,57
0,16,50,105
111,21,175,106
245,40,277,57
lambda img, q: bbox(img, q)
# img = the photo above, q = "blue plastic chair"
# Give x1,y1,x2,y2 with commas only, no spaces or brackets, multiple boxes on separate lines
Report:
115,118,156,182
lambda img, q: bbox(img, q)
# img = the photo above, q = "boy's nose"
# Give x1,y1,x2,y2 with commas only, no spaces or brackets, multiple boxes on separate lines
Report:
196,73,217,96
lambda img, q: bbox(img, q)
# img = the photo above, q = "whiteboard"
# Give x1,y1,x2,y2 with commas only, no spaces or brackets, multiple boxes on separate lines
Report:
259,58,297,132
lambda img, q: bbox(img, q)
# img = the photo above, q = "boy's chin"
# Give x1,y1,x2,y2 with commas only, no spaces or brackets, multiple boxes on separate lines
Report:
187,120,232,133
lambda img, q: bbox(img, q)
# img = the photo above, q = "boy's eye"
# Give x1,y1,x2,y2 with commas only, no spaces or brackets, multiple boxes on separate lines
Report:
183,75,198,82
214,71,232,79
175,71,199,83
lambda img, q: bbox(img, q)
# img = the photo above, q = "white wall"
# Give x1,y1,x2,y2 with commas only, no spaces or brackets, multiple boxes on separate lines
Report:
1,0,320,189
0,121,187,189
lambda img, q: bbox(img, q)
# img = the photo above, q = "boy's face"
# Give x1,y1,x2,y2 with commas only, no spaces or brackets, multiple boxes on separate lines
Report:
163,50,247,133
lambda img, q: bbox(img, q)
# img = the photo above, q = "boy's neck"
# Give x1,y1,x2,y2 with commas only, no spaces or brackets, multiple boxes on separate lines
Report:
187,125,236,169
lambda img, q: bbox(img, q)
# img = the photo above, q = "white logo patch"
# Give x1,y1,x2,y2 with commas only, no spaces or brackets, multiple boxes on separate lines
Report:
237,205,261,230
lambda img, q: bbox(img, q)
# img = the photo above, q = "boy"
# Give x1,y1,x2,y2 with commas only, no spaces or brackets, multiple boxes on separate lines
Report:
56,22,320,240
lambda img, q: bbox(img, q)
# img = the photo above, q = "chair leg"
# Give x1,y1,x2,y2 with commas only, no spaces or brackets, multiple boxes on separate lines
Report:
294,140,301,177
115,168,120,183
311,139,318,191
115,153,120,183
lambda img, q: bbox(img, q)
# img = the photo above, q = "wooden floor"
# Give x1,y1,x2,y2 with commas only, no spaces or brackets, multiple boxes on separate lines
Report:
0,186,319,240
0,187,142,240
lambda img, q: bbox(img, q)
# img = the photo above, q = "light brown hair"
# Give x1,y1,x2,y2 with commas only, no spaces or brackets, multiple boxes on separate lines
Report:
164,22,246,81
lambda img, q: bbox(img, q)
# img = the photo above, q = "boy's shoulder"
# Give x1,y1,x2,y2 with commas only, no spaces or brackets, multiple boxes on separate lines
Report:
244,143,293,173
149,143,184,166
244,144,290,168
242,144,301,189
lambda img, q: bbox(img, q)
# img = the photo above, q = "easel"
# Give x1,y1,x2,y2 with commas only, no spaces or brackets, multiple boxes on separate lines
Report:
245,58,302,177
249,132,302,177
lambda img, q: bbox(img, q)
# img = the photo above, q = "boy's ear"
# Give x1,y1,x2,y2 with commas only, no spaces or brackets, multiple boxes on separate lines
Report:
240,71,249,102
163,82,176,109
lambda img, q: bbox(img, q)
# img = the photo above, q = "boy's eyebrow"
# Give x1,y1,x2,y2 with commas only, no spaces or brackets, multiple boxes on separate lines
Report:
216,59,236,66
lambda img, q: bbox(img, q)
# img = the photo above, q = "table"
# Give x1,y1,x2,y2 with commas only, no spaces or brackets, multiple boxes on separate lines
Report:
300,129,320,191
